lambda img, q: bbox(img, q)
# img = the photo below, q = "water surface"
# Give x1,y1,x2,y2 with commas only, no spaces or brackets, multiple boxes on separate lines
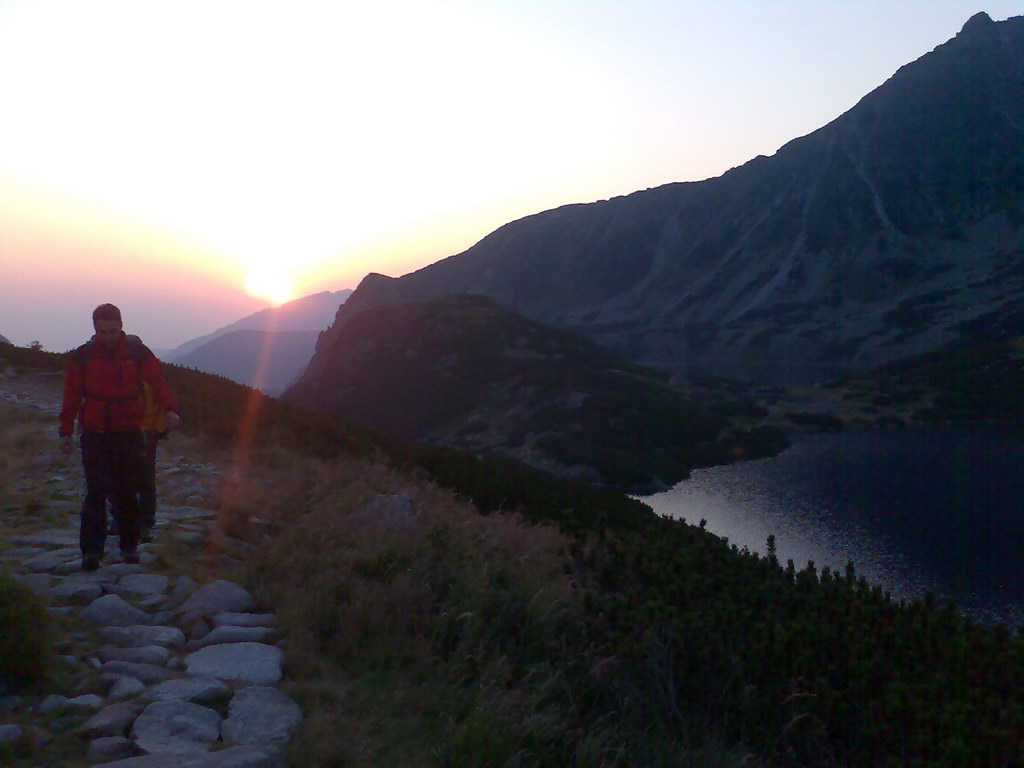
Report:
641,426,1024,626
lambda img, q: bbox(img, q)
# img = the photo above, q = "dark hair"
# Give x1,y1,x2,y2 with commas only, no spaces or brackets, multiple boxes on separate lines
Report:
92,304,122,325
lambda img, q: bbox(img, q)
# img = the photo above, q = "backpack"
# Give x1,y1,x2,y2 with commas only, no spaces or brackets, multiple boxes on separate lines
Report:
69,334,150,427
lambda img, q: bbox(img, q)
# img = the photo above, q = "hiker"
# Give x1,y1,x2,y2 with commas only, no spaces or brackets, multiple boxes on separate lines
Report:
59,304,181,570
138,381,169,542
105,381,166,542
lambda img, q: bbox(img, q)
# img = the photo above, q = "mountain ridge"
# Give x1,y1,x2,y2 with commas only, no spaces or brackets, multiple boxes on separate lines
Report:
166,289,352,362
284,293,786,491
308,13,1024,385
174,328,320,396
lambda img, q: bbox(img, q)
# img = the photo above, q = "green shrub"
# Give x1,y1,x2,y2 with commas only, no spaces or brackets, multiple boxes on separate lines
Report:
0,570,52,687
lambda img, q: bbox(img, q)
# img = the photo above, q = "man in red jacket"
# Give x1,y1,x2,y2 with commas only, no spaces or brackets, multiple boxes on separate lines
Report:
60,304,181,570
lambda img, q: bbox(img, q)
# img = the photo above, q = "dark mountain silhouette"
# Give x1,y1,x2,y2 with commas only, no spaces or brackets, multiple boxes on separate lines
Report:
0,334,9,345
166,289,351,362
284,294,786,490
174,329,319,396
312,13,1024,384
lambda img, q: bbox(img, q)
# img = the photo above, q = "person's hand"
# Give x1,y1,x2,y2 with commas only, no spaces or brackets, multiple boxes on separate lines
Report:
60,435,73,455
165,412,182,431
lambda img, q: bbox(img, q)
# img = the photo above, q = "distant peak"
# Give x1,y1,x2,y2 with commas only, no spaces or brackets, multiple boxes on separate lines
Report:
960,11,993,34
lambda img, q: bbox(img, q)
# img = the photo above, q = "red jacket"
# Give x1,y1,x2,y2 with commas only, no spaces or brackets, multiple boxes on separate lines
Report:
59,332,179,437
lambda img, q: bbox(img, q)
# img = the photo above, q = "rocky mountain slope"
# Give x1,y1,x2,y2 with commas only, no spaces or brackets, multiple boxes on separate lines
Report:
173,329,319,397
284,294,786,490
166,289,351,362
317,13,1024,384
0,335,9,345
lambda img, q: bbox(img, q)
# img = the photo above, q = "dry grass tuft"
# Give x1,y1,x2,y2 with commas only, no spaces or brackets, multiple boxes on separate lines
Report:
226,446,580,766
0,402,71,522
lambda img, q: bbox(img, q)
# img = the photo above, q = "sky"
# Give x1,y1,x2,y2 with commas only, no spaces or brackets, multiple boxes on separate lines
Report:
1,0,1021,352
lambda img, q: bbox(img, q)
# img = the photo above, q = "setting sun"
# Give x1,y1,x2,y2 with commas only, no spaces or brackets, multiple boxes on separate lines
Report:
244,265,294,306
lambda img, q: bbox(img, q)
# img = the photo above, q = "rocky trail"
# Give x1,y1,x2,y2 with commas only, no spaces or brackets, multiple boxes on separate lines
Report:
0,368,301,767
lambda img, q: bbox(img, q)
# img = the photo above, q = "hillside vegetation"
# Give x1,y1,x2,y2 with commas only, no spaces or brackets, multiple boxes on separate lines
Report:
2,341,1022,766
286,295,788,492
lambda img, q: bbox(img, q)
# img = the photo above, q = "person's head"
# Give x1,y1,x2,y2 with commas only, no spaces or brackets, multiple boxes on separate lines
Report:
92,303,123,348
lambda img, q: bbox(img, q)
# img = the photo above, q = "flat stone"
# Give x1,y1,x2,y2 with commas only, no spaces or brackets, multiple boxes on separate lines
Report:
184,617,212,642
178,580,254,617
65,694,106,711
50,580,104,605
136,595,165,611
131,700,221,754
109,677,146,700
55,558,88,575
184,642,282,685
96,643,173,666
113,574,169,599
39,693,68,713
100,626,185,649
79,700,145,738
0,723,22,744
211,613,277,628
101,563,146,577
166,576,198,607
143,677,231,705
25,551,74,572
222,686,303,747
66,571,118,586
93,744,285,767
81,594,151,626
192,625,275,649
96,645,173,667
101,661,176,685
88,735,135,763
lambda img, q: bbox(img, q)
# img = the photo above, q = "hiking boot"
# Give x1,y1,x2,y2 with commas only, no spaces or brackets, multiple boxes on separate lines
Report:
82,553,101,571
121,548,140,565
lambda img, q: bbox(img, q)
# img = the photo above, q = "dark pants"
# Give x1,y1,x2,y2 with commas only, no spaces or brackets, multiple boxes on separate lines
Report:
80,430,143,556
138,431,159,531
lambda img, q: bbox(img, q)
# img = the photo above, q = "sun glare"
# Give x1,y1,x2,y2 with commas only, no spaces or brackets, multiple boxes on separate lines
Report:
0,0,624,289
244,266,293,306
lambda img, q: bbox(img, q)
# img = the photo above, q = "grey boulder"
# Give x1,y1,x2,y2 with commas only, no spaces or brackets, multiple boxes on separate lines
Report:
131,700,221,754
143,677,231,705
113,574,169,599
184,642,282,685
178,580,254,617
96,645,172,667
222,686,302,747
79,701,145,738
81,595,151,626
50,580,104,605
88,736,135,763
100,625,185,648
100,660,175,685
191,625,275,649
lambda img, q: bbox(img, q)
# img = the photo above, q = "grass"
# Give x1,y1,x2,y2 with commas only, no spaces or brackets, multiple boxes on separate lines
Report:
4,341,1023,766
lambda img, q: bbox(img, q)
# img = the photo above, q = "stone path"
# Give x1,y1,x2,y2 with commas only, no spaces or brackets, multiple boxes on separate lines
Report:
0,376,302,766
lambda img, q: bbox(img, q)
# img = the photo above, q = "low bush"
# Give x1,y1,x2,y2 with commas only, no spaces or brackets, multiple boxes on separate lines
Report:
0,571,52,687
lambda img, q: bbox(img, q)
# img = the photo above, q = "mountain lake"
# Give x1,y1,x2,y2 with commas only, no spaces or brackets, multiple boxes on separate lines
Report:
640,424,1024,627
